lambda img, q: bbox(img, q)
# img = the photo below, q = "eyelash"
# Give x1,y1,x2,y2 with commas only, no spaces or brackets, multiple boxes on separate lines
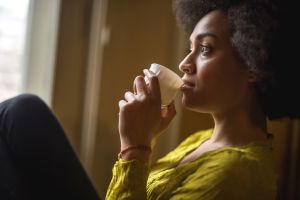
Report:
189,44,211,55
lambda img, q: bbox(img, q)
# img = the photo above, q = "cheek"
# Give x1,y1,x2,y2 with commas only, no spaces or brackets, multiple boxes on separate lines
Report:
195,59,223,88
195,57,247,97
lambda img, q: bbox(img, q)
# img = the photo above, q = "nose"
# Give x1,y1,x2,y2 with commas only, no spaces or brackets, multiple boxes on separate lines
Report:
179,53,196,74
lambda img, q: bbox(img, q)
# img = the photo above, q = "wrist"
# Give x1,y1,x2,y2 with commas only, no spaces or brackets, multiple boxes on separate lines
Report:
118,145,152,163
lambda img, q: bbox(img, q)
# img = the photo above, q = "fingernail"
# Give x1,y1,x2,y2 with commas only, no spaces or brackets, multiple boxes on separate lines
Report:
143,69,149,76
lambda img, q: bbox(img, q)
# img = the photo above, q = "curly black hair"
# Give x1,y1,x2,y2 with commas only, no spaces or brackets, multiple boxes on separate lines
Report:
172,0,300,120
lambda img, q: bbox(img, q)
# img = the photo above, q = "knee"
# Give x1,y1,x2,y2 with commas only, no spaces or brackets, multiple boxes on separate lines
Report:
0,94,51,138
11,93,46,108
7,93,50,118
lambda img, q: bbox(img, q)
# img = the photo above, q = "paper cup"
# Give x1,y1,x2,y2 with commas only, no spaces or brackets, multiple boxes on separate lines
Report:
144,63,183,106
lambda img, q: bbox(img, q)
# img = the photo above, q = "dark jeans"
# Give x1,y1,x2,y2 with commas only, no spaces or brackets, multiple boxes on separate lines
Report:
0,94,101,200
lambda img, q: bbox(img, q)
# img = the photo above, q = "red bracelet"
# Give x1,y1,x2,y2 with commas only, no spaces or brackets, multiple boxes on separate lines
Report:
118,145,152,159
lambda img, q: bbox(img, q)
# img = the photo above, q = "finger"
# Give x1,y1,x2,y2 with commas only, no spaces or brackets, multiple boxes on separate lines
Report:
124,91,136,102
143,68,155,79
118,100,127,109
143,69,161,100
133,83,137,95
134,75,148,96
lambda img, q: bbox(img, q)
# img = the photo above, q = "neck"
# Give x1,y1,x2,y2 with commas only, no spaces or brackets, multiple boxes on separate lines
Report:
210,104,267,146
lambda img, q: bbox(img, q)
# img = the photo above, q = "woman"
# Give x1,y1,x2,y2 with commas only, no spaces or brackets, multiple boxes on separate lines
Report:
106,0,299,199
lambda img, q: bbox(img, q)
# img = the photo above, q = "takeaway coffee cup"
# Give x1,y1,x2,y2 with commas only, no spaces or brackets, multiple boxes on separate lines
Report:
144,63,183,106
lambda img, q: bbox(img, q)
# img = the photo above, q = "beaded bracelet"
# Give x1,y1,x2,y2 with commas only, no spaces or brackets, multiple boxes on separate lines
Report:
118,145,152,159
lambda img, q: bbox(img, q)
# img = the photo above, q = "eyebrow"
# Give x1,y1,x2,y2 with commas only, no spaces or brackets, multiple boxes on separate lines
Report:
190,32,219,43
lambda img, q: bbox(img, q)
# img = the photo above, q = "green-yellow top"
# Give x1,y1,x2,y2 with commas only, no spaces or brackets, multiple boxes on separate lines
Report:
106,129,277,199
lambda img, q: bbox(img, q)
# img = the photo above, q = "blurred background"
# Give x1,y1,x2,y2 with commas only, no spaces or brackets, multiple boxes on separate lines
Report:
0,0,299,199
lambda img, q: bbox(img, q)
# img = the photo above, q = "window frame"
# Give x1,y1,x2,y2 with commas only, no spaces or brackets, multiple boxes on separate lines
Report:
22,0,61,106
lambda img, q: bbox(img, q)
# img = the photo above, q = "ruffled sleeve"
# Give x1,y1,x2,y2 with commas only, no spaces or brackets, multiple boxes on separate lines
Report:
105,159,150,200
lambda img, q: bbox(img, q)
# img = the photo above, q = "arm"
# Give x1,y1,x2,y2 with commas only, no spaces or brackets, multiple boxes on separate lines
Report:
105,160,149,200
106,70,176,199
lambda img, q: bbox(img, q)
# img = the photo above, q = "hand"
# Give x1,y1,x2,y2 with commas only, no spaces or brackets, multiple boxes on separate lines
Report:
118,69,177,151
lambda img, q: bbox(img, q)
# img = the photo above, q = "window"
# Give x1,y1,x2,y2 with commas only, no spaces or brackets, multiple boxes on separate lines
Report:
0,0,30,101
0,0,60,106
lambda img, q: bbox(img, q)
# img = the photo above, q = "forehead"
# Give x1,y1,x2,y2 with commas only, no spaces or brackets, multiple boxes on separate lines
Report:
190,10,232,41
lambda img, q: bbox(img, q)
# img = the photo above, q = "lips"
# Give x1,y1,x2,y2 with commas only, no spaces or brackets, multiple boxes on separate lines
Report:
181,79,195,90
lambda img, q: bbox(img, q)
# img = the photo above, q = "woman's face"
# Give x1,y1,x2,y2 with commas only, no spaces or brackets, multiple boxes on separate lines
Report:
179,10,251,114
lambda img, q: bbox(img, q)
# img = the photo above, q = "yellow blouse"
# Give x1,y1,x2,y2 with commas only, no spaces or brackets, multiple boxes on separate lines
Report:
106,129,277,200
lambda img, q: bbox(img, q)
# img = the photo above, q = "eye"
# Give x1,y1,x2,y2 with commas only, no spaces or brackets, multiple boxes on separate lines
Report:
199,45,211,55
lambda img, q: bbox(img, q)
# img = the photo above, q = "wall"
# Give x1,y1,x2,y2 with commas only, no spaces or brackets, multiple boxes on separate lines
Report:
52,0,93,152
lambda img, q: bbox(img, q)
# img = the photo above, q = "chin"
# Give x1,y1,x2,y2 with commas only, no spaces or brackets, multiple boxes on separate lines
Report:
181,95,211,113
181,95,198,110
